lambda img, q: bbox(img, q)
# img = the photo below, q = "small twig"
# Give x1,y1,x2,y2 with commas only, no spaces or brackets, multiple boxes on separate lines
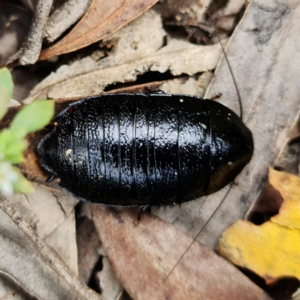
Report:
45,0,92,43
7,0,53,65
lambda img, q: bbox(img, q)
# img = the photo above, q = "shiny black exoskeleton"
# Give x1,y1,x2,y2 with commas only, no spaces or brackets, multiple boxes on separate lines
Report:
37,93,253,206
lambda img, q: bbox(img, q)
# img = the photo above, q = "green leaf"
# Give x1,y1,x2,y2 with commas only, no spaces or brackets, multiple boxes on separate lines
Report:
10,100,54,136
0,68,13,120
0,162,33,196
4,138,28,164
0,128,28,164
12,168,34,194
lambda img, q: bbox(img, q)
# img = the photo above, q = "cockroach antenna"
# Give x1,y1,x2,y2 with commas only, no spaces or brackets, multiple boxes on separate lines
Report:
163,21,244,283
163,184,233,283
216,33,243,120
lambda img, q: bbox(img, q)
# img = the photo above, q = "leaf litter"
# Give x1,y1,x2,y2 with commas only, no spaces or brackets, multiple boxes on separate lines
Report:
2,0,300,299
24,9,224,102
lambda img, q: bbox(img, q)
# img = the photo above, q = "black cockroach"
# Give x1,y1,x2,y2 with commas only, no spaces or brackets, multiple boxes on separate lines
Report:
37,93,253,206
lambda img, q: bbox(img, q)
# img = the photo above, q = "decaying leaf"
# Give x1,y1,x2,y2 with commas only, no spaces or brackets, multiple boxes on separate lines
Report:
218,168,300,284
44,0,92,43
39,0,158,60
92,205,271,300
0,189,101,299
76,203,124,298
7,0,53,65
25,9,223,102
7,184,78,271
77,214,102,285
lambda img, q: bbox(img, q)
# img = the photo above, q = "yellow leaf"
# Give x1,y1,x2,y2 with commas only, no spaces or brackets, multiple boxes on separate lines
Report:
218,168,300,284
270,169,300,229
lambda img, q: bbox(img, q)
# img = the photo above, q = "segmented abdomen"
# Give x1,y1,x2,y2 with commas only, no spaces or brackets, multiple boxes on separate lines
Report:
38,93,253,206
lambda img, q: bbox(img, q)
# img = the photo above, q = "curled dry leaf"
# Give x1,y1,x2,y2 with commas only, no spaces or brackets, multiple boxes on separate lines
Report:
25,9,223,102
39,0,159,60
29,39,223,101
92,205,271,300
6,0,53,65
218,168,300,284
44,0,93,43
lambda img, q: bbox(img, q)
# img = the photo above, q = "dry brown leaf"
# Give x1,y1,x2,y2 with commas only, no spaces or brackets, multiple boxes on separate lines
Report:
7,184,78,271
39,0,158,61
44,0,92,43
92,205,271,300
77,215,102,284
25,9,223,102
0,194,101,299
6,0,53,65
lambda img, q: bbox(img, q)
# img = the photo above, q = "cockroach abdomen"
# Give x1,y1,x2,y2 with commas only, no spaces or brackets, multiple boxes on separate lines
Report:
37,93,253,206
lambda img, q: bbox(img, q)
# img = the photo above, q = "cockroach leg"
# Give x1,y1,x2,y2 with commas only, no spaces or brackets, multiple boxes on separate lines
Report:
136,205,152,223
45,174,57,183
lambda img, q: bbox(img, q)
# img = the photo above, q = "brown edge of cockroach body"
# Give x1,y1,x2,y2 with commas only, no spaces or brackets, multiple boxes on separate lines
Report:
0,100,79,181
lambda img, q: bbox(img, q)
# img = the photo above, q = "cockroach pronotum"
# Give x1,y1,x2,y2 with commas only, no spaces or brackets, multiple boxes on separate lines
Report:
37,93,253,206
